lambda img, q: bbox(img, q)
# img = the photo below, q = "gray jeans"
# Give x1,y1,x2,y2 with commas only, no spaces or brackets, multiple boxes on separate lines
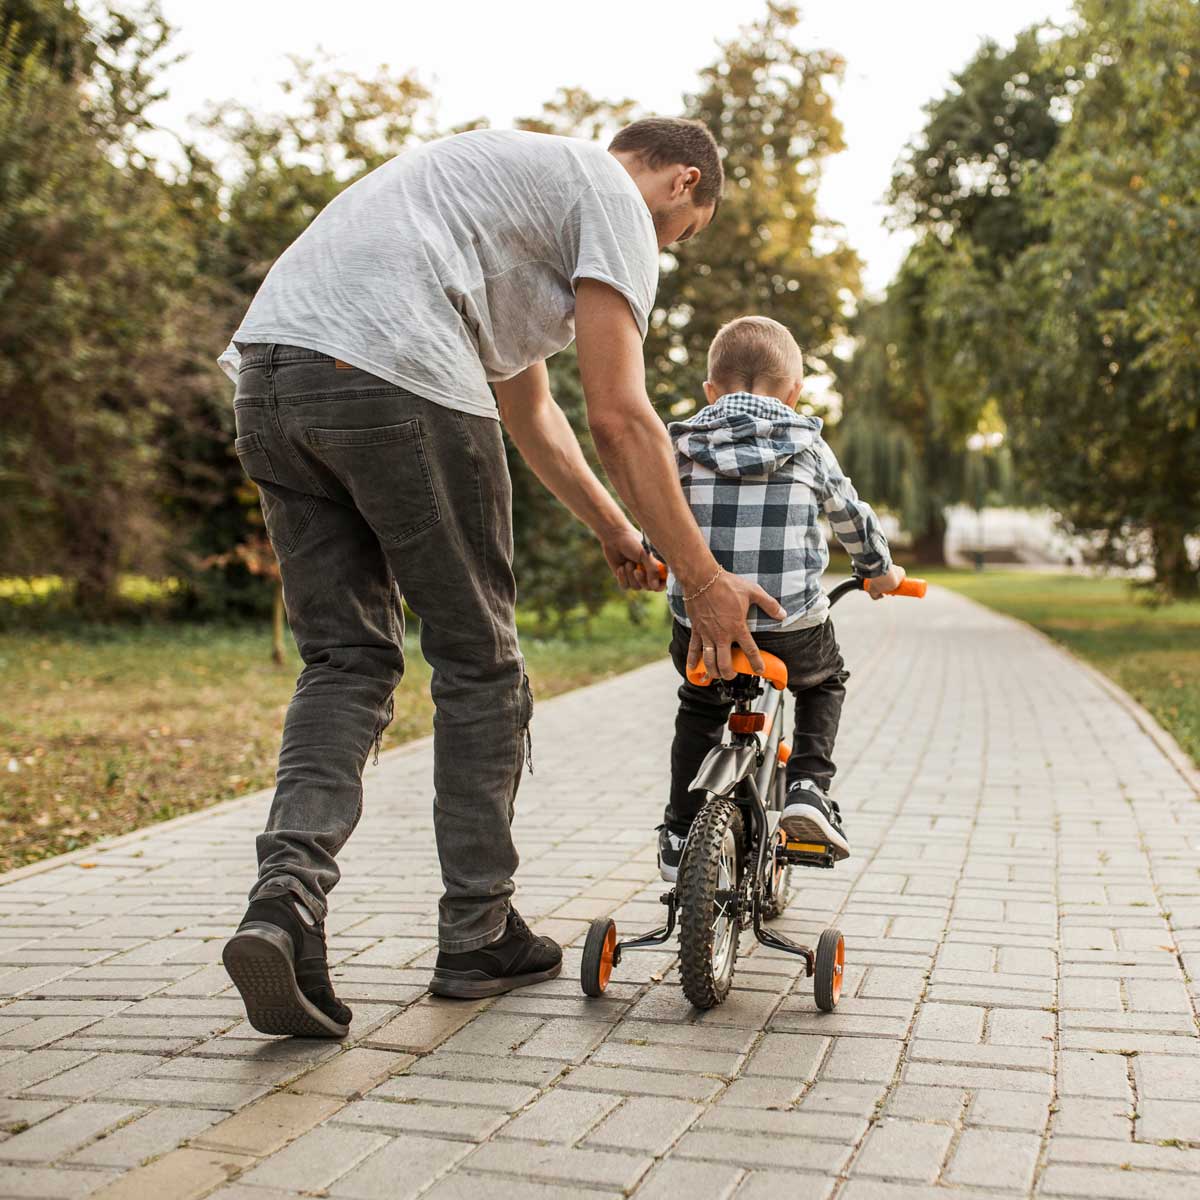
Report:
232,344,531,952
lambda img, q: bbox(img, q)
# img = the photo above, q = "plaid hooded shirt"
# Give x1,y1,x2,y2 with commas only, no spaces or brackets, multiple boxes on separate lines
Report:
666,392,893,631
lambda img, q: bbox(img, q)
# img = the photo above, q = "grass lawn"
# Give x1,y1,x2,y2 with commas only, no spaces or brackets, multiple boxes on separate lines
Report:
928,569,1200,768
0,597,673,873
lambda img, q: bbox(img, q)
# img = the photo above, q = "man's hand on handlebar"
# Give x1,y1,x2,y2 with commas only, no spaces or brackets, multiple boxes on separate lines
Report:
865,564,908,600
601,525,665,592
686,570,787,682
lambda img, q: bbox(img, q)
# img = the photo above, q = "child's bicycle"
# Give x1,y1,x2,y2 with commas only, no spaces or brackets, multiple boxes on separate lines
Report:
580,571,926,1010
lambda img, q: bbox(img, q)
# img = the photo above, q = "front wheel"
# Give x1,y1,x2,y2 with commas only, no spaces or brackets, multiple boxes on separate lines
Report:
678,798,743,1009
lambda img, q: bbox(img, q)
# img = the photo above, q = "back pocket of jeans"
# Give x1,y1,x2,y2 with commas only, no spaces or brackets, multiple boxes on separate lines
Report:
306,420,440,545
233,431,277,484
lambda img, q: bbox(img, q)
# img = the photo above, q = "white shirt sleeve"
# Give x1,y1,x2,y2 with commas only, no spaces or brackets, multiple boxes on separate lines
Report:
569,188,659,340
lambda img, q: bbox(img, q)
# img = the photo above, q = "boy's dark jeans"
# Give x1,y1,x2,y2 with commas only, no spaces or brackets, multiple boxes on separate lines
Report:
665,617,848,835
232,345,531,953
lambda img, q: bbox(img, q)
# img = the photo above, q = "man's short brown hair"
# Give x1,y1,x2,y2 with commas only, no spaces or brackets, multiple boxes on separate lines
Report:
609,117,724,209
707,316,803,394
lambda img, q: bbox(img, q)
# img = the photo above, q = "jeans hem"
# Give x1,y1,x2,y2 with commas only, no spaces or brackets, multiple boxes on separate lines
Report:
250,874,328,922
439,917,507,954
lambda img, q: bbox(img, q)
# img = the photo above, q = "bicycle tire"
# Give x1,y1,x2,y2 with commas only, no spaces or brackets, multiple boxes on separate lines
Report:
678,798,743,1008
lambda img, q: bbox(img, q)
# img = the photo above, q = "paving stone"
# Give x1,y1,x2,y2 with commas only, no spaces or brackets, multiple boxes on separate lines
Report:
0,1100,140,1162
514,1018,611,1062
851,1118,954,1182
462,1140,653,1191
584,1095,704,1153
562,1063,723,1101
191,1091,343,1156
885,1083,966,1121
363,1001,484,1053
741,1032,827,1080
0,1165,119,1198
673,1129,854,1172
26,1053,161,1099
334,1097,508,1140
498,1086,618,1143
630,1158,743,1200
289,1048,414,1097
407,1051,564,1087
89,1147,255,1200
696,1104,865,1143
967,1088,1051,1132
1134,1097,1200,1141
912,1002,985,1042
326,1133,472,1199
1134,1054,1200,1100
370,1073,538,1111
822,1037,902,1083
945,1127,1041,1190
1060,1049,1135,1099
69,1105,228,1167
237,1124,387,1191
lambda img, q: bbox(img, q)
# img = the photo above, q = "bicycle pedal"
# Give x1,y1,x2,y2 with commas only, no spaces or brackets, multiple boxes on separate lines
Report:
779,840,835,869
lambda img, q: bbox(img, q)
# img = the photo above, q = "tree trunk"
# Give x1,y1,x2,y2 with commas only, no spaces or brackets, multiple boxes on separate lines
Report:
271,583,287,665
911,509,948,566
1152,525,1200,599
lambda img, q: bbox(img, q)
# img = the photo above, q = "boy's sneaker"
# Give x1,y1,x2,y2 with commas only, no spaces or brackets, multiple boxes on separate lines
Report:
429,906,562,999
657,825,687,882
223,895,352,1039
780,781,850,861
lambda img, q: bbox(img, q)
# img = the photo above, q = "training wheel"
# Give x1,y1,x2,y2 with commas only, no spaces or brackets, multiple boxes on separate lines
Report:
814,927,845,1012
581,918,618,997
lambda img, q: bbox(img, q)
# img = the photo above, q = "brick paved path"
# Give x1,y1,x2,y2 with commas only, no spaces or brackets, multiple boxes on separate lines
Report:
2,585,1199,1200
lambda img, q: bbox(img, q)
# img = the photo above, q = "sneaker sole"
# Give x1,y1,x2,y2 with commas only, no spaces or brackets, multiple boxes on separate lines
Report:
779,806,850,861
427,961,562,1000
659,861,679,883
222,924,349,1039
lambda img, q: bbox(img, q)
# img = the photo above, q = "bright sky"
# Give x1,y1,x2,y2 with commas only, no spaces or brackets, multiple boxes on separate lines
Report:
150,0,1074,297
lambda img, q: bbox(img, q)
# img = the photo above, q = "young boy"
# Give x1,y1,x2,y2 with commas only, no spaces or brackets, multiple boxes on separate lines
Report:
657,315,906,882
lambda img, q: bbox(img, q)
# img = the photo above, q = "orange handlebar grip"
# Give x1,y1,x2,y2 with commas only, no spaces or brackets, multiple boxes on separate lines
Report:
633,558,669,583
862,576,927,598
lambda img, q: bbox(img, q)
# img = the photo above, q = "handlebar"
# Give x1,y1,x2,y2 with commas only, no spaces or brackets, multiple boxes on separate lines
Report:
636,558,926,606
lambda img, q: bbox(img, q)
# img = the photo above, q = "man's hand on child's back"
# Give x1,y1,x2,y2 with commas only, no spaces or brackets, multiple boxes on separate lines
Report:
865,564,907,600
686,571,788,680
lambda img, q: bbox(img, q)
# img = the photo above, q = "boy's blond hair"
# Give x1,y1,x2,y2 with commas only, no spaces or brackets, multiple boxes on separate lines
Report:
707,316,803,395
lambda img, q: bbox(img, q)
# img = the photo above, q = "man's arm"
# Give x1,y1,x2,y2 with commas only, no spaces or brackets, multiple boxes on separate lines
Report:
494,362,659,591
574,278,787,679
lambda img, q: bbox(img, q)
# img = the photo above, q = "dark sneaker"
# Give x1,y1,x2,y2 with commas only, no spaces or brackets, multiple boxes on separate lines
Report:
222,895,352,1039
429,907,562,999
780,781,850,861
657,825,687,882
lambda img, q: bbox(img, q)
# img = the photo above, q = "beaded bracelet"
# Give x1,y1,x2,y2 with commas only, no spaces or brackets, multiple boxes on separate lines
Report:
682,566,724,603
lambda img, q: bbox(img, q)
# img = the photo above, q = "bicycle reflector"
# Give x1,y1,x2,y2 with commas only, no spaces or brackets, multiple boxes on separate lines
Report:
729,712,766,733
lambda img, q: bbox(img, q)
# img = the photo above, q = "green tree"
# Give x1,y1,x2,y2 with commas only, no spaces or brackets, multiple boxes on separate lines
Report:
837,27,1065,562
0,1,192,610
998,0,1200,594
655,1,859,415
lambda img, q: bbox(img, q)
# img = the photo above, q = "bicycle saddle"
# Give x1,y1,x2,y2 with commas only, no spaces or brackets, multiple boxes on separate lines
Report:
687,647,788,690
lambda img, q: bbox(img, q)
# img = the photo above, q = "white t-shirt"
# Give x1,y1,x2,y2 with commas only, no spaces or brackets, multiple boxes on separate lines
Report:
218,130,660,419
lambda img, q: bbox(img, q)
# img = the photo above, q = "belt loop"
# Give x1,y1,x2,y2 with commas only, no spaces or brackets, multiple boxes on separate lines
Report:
265,343,278,378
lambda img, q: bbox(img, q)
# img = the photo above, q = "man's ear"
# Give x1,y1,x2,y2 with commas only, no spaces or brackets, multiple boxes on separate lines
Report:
674,165,701,199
